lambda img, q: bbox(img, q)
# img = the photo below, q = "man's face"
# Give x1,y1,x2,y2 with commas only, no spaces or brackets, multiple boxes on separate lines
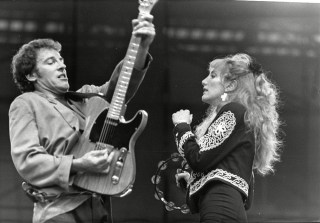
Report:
32,48,69,95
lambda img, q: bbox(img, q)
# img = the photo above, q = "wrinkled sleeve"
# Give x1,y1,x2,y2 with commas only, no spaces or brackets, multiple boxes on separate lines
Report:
173,103,246,172
9,98,73,190
77,54,153,104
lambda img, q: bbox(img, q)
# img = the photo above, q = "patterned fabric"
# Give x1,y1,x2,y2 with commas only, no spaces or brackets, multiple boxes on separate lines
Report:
172,103,255,214
198,111,236,153
176,131,194,157
189,169,249,196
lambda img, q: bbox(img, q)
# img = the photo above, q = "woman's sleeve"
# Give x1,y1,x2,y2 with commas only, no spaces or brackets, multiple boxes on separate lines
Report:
173,103,246,172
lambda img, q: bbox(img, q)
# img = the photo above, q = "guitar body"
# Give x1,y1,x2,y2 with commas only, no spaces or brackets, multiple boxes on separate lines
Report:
72,0,157,197
72,96,148,196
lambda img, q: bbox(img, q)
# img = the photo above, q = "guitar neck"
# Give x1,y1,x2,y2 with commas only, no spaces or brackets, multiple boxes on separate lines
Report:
107,35,141,120
107,0,158,120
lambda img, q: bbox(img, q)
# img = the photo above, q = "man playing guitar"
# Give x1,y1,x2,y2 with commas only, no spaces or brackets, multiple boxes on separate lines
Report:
9,2,156,222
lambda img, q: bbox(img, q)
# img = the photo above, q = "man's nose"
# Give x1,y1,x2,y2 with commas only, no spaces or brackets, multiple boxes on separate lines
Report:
58,61,66,70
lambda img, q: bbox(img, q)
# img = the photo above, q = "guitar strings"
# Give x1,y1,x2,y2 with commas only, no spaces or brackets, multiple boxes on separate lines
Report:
97,118,115,150
95,35,141,151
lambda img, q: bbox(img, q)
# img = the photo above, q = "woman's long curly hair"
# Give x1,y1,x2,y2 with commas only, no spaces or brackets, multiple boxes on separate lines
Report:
195,53,282,176
11,38,61,93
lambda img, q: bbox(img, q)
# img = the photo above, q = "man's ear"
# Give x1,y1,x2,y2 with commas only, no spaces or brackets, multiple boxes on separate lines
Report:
225,80,237,93
26,73,37,82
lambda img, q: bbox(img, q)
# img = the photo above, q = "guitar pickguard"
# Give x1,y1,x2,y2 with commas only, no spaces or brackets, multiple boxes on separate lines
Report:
89,109,144,150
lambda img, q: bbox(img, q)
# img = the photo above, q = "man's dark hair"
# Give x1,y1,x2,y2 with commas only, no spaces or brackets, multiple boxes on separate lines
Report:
11,38,62,93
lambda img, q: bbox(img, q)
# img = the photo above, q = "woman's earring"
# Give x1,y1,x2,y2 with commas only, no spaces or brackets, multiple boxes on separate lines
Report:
221,93,228,102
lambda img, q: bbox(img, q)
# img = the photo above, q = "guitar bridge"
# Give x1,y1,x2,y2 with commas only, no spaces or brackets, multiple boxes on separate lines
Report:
111,147,128,184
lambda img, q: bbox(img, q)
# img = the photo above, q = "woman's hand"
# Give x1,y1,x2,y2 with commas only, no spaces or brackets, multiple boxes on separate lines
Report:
175,168,190,189
172,109,193,126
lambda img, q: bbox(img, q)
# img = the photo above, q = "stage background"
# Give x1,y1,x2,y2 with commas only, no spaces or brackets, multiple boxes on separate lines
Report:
0,0,319,222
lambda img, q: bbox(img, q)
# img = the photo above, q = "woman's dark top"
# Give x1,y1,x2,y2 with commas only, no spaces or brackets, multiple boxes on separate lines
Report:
173,102,255,213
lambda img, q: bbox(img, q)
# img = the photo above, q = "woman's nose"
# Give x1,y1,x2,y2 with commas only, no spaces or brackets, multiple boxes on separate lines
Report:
202,76,207,85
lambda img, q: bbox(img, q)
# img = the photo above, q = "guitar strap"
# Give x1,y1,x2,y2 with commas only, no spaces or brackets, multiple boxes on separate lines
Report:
65,91,107,102
65,90,127,120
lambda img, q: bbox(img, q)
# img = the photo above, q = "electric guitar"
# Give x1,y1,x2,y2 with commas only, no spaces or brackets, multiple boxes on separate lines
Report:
71,0,158,197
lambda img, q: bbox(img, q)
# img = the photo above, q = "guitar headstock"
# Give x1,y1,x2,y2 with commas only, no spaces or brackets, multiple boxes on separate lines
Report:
138,0,158,14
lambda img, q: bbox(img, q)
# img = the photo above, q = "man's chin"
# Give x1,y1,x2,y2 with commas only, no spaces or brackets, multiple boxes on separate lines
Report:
63,85,70,92
59,87,69,94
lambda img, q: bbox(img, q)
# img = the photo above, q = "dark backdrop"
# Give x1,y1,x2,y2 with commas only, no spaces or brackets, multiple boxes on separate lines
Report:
0,0,320,222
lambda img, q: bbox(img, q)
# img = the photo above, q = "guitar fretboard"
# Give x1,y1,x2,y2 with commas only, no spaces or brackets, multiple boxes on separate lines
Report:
107,36,141,120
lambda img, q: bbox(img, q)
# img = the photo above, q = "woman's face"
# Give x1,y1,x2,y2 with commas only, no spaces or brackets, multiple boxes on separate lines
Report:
201,59,228,105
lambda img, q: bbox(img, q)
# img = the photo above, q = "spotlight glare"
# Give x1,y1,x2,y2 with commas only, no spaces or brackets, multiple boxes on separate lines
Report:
236,0,320,3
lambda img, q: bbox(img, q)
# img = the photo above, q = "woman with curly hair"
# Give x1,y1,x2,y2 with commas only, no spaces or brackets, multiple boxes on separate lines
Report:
172,53,282,223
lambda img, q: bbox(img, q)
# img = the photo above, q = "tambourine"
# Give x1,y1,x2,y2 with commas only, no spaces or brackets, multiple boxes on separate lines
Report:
151,152,190,214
